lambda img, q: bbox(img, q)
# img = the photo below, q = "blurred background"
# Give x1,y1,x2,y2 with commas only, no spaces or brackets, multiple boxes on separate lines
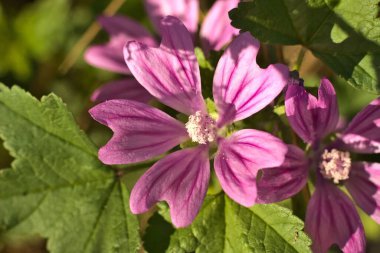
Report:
0,0,379,252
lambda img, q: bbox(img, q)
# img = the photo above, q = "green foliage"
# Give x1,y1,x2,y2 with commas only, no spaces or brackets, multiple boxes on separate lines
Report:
0,85,140,253
0,0,70,80
143,212,175,253
166,194,311,253
230,0,380,93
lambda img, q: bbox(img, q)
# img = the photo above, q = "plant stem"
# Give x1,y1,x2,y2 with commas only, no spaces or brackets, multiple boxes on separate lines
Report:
294,47,306,71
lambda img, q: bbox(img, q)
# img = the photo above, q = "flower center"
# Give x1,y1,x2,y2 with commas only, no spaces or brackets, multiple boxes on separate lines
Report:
319,149,351,184
185,111,217,144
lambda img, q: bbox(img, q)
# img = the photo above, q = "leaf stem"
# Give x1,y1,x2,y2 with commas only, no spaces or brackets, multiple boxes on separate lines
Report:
294,47,306,71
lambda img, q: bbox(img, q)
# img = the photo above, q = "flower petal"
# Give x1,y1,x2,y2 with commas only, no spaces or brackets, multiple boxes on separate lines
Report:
340,98,380,153
89,99,188,164
85,43,130,74
214,129,287,206
257,145,309,203
285,78,338,143
84,16,156,74
130,146,210,227
213,32,288,127
144,0,199,35
306,178,365,253
316,78,339,138
124,16,205,115
345,162,380,224
98,15,156,44
200,0,239,52
91,79,153,103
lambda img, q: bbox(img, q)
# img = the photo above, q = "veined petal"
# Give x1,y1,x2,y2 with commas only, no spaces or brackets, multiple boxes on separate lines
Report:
124,16,205,115
306,178,365,253
200,0,239,52
316,78,339,138
130,146,210,227
213,33,288,127
91,79,153,103
285,78,338,143
85,43,130,74
346,162,380,224
144,0,199,35
89,99,188,164
214,129,287,206
257,145,309,203
340,98,380,153
84,16,156,74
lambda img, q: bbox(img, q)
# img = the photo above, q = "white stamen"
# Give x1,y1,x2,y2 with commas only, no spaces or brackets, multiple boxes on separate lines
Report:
185,111,216,144
320,149,351,184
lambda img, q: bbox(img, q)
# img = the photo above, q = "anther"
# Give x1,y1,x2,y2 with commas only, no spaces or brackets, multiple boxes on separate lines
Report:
185,111,217,144
320,149,351,184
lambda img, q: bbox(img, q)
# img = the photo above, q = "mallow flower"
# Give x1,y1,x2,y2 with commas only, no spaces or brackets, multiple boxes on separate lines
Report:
89,16,288,227
84,0,239,103
257,77,380,253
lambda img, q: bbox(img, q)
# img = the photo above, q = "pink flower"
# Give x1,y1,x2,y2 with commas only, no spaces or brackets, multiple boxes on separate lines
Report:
84,0,239,103
258,77,380,253
89,16,288,227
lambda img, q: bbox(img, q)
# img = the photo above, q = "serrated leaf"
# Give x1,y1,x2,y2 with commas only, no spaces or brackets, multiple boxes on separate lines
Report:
166,194,311,253
230,0,380,93
0,85,140,253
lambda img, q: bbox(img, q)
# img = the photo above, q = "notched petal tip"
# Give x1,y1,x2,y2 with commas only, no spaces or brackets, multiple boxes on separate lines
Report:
129,146,210,228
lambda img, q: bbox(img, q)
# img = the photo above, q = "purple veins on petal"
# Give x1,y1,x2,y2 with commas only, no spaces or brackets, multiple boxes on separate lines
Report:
89,99,188,164
200,0,239,53
345,162,380,224
340,97,380,153
124,16,205,115
84,15,156,74
214,129,287,207
213,32,288,127
305,177,365,253
285,77,339,144
144,0,199,36
257,145,309,203
90,79,153,103
130,145,210,228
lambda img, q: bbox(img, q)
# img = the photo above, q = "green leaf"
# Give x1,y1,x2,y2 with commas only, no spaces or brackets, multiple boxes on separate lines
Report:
143,212,175,253
166,194,311,253
230,0,380,93
0,85,140,253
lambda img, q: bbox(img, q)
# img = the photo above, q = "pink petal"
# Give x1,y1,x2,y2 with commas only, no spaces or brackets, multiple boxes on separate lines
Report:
345,162,380,224
316,78,339,138
85,43,130,74
285,78,338,143
306,178,365,253
257,145,309,203
213,32,288,127
340,98,380,153
144,0,199,35
124,16,205,115
84,16,156,74
89,100,188,164
214,129,287,206
130,146,210,227
97,16,156,43
200,0,239,52
91,79,153,103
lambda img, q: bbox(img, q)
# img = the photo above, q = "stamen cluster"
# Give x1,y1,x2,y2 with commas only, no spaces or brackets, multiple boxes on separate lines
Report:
185,111,217,144
320,149,351,184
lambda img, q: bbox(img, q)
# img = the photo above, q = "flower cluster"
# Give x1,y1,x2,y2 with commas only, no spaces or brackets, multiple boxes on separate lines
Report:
86,1,380,253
